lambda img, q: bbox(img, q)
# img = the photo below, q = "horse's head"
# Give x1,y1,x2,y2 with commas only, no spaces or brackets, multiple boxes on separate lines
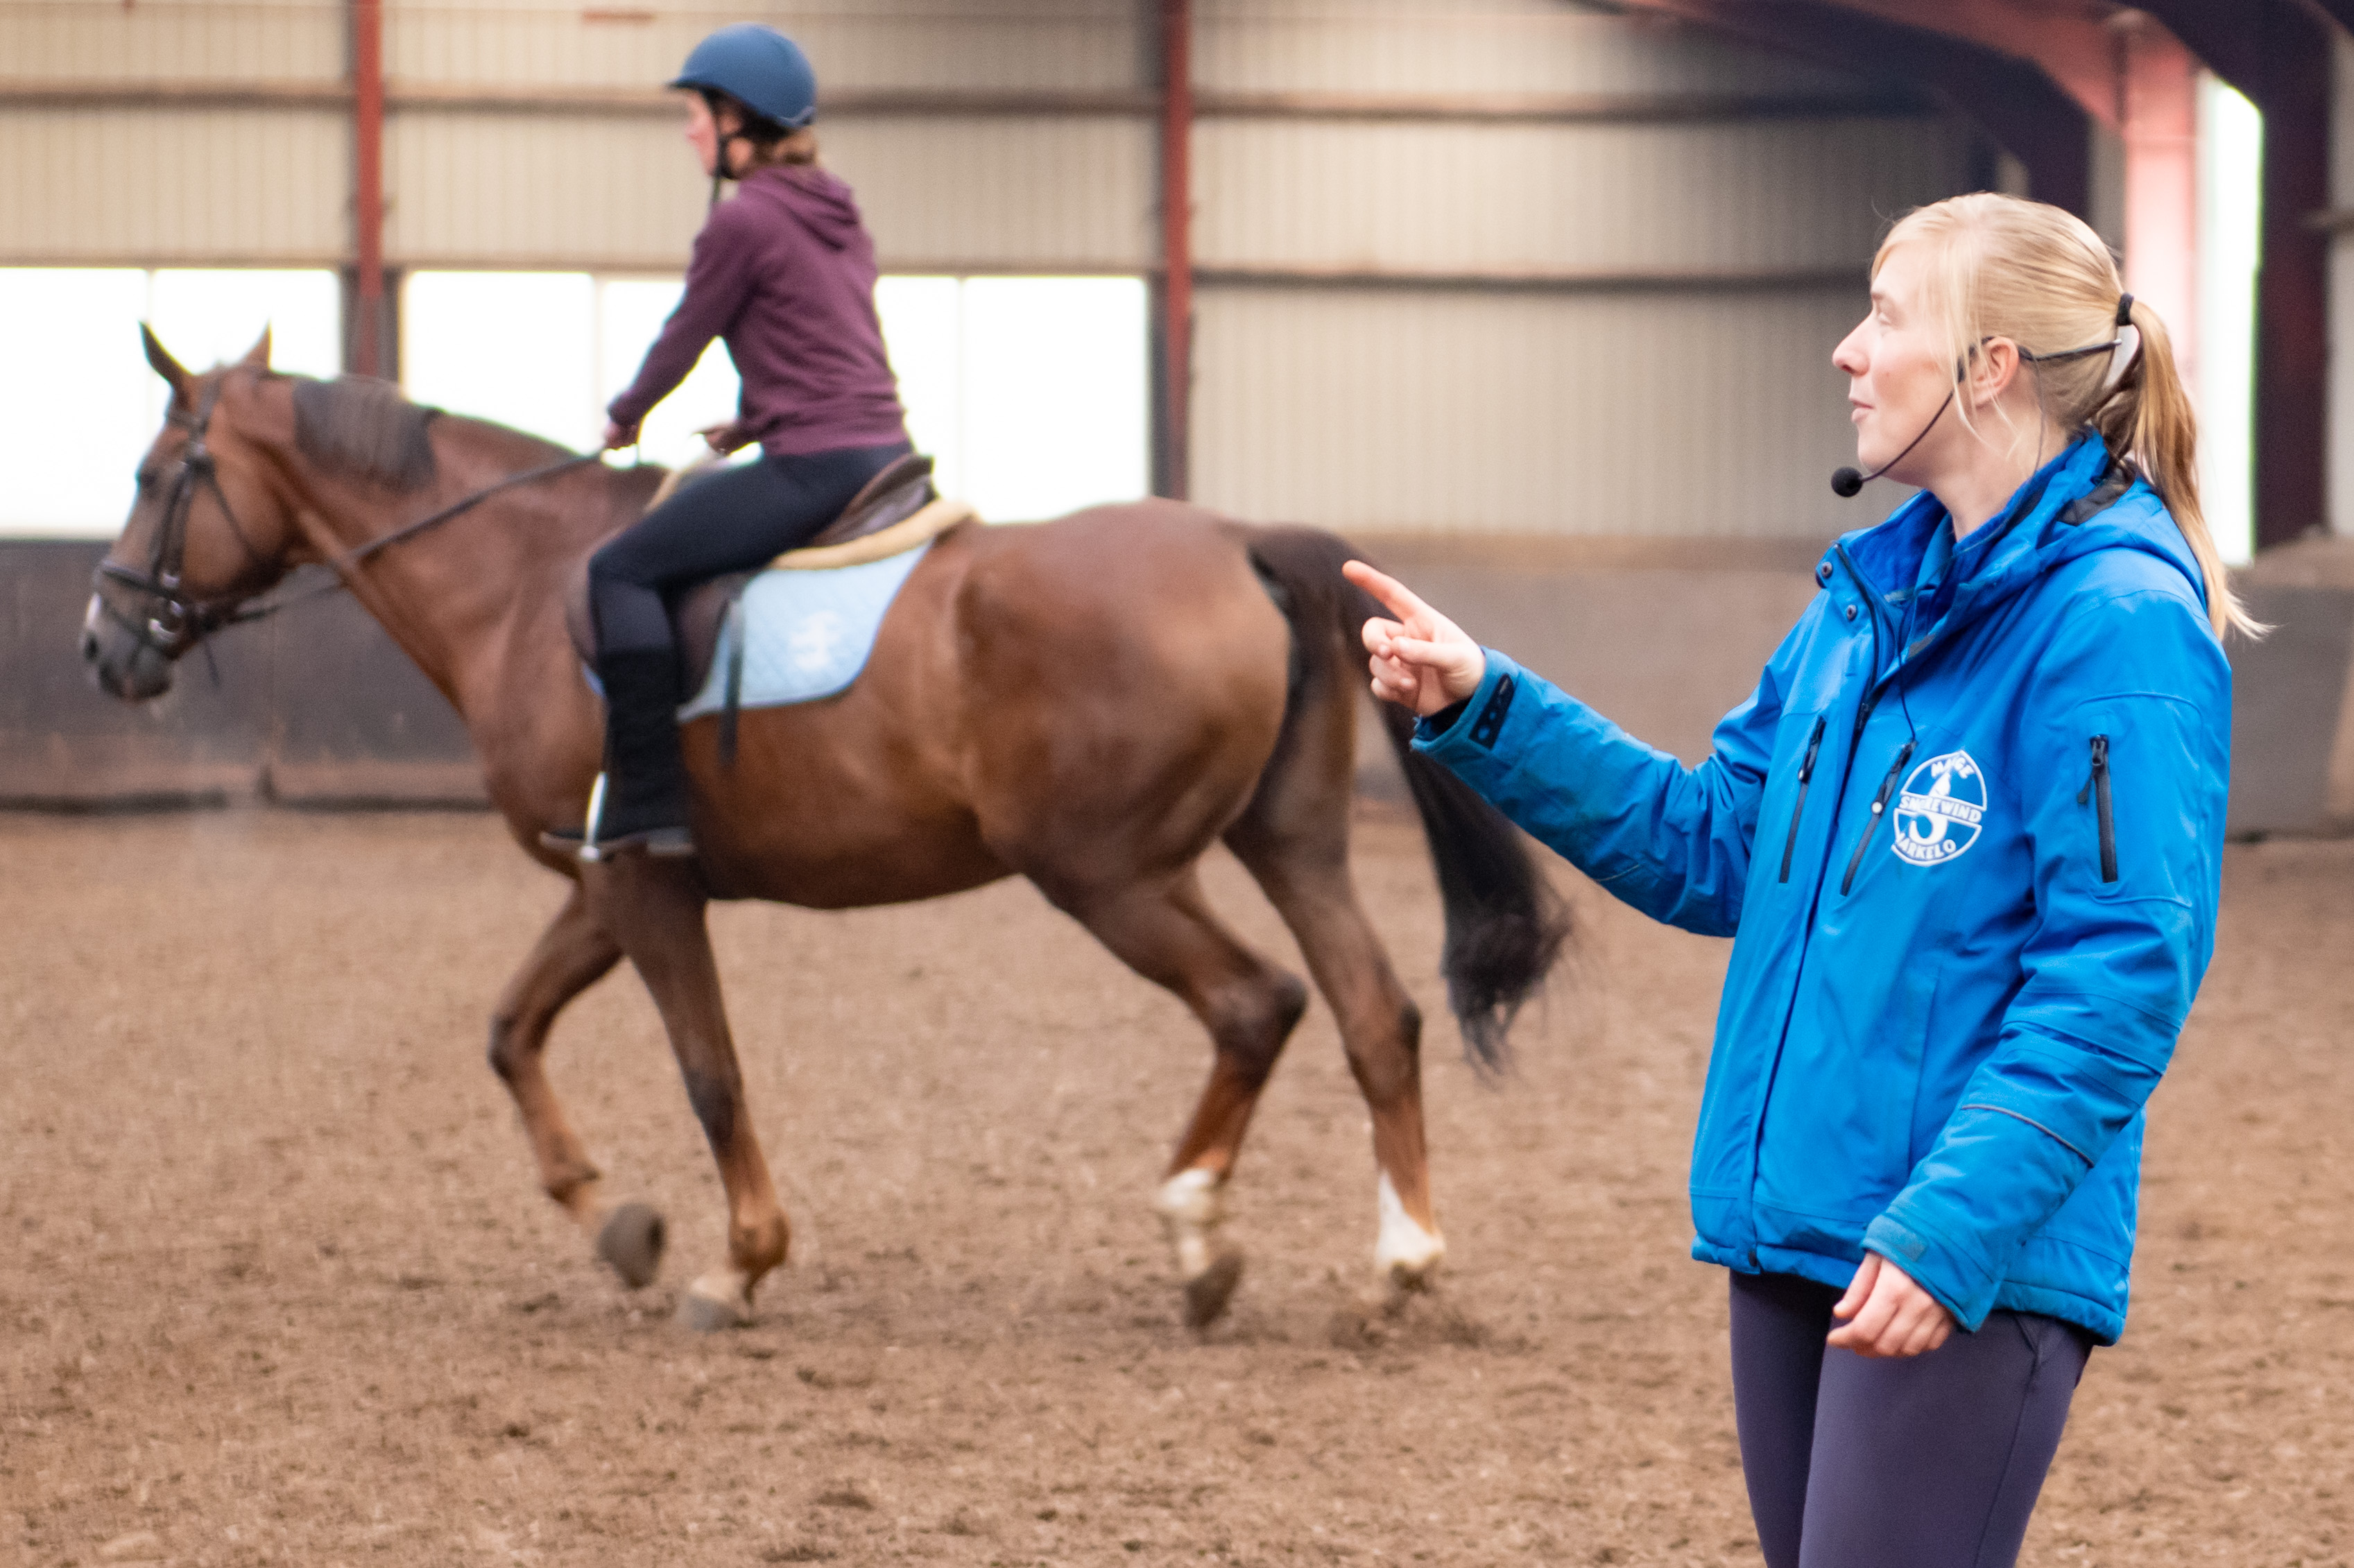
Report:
82,326,309,701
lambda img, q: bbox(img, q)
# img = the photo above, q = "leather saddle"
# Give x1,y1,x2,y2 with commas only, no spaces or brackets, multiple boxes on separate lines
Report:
565,451,938,696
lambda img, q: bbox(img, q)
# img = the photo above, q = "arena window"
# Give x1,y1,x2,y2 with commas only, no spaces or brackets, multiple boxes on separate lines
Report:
2197,78,2260,567
1,265,1144,536
948,275,1151,524
404,269,1150,524
0,268,340,537
402,271,601,454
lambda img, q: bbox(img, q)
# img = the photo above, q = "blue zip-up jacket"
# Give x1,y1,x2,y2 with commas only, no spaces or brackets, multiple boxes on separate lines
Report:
1416,433,2230,1343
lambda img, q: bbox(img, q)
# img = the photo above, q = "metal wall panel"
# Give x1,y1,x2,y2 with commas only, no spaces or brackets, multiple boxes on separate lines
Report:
385,0,1144,93
0,0,343,85
0,107,350,264
383,111,705,268
1194,116,1974,275
1196,0,1868,98
826,117,1156,270
1189,286,1871,537
382,111,1153,270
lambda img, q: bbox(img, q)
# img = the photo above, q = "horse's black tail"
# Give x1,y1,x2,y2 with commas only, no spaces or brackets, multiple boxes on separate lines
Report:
1242,526,1571,1073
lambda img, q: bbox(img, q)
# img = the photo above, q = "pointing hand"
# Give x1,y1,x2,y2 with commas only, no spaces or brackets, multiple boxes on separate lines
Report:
1342,560,1488,718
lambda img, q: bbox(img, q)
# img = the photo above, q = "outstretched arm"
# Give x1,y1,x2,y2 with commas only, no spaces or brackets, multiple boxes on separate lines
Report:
607,208,760,441
1343,561,1783,937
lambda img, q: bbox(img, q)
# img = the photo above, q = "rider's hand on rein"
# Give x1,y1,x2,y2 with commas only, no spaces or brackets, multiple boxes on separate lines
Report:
1343,561,1488,718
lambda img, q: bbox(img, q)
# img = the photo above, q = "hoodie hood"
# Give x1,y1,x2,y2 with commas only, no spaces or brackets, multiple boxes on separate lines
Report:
749,164,864,252
1829,431,2207,664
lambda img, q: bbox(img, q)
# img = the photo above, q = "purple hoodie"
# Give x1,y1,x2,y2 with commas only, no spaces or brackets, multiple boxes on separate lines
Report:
608,164,909,459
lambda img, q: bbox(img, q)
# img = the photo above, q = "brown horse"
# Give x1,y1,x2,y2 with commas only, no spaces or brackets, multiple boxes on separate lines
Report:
82,329,1569,1332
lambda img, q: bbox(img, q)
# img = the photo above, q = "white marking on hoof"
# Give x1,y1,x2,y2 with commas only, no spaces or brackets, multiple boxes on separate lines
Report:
1153,1167,1226,1282
677,1269,752,1332
1375,1171,1445,1288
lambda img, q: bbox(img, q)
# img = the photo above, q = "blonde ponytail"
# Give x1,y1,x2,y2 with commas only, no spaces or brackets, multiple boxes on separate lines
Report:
2088,299,2260,637
1878,193,2265,641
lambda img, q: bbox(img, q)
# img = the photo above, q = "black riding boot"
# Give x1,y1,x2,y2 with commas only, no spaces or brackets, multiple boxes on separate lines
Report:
586,647,695,856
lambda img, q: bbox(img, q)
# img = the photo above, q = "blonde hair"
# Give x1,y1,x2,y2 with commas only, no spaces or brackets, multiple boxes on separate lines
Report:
755,126,818,167
1874,191,2260,641
709,93,818,169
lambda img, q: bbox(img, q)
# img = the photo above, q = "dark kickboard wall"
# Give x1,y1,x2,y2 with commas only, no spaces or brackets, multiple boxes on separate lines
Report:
8,541,2351,835
1,541,485,807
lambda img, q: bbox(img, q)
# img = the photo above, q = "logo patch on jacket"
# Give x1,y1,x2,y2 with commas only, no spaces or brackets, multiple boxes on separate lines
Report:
1891,750,1986,866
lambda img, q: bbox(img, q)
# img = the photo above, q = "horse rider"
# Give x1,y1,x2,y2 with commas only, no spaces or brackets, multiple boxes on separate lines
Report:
576,22,913,856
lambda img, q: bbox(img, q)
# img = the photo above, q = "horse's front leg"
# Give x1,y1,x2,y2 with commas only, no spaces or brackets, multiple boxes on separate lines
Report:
488,882,676,1287
582,854,789,1332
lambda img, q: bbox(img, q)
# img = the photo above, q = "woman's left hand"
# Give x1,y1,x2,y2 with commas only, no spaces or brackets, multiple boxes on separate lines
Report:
1826,1252,1954,1358
602,419,640,452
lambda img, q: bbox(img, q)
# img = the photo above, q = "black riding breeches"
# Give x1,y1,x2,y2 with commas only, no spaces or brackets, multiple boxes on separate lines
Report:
1728,1270,2093,1568
587,438,913,667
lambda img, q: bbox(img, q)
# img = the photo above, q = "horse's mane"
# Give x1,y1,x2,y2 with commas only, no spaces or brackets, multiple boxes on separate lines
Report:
288,374,642,542
292,376,441,493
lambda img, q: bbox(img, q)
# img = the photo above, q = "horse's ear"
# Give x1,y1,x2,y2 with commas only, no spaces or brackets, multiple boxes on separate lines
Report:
140,323,191,399
239,326,272,370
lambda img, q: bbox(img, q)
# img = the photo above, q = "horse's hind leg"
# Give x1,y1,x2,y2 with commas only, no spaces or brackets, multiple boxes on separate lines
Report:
1230,831,1441,1293
1050,869,1307,1329
487,884,669,1287
1224,714,1444,1296
581,854,789,1332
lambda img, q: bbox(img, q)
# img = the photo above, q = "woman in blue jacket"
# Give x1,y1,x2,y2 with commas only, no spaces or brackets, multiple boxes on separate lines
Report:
1346,193,2253,1567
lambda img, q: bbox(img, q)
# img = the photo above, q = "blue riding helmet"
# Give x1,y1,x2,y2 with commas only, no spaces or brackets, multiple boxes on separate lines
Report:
670,24,817,130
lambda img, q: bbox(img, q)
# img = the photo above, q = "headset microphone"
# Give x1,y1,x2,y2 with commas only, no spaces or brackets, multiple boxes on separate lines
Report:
1831,388,1954,498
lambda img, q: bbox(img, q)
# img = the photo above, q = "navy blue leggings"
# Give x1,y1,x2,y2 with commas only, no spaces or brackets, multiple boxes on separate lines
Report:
588,439,910,657
1729,1270,2093,1568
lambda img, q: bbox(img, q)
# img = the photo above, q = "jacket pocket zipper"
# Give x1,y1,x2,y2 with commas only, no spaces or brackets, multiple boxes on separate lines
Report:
1840,739,1916,895
1778,716,1828,884
2076,734,2117,882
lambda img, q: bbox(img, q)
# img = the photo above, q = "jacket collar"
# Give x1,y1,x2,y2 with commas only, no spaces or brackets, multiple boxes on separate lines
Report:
1819,432,2206,669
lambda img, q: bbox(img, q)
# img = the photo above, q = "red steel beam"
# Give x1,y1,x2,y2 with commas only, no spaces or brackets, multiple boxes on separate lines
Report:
1160,0,1192,501
351,0,386,378
2117,21,2198,384
1807,0,2120,127
1615,0,2092,215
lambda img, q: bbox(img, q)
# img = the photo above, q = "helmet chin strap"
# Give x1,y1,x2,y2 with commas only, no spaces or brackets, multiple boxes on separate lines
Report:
708,130,748,208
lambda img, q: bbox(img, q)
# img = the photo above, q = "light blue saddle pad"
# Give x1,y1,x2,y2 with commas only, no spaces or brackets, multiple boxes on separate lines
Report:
676,541,931,720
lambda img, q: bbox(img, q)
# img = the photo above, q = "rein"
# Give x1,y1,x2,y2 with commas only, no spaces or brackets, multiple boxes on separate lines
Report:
230,449,601,627
94,377,600,662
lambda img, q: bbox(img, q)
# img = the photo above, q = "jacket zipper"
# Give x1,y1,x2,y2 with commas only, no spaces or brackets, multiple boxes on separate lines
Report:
1778,716,1828,884
2077,734,2117,882
1839,739,1916,895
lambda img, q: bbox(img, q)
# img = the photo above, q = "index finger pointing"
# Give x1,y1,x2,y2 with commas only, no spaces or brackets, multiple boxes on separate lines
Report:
1342,560,1434,626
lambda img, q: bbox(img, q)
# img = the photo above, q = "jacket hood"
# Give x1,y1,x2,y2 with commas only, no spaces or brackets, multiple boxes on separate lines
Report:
750,164,863,252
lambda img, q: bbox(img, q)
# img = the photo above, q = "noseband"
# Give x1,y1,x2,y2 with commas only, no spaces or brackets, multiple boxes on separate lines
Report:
92,378,278,661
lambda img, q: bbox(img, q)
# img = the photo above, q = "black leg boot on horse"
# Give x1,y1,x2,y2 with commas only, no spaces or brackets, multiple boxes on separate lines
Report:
585,641,698,857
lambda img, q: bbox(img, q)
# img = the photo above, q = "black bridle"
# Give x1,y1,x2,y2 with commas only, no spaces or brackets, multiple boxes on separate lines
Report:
92,373,600,664
92,377,275,662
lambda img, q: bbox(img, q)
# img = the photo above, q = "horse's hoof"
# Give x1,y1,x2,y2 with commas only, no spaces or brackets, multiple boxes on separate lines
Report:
1382,1256,1440,1300
1183,1251,1245,1329
596,1203,667,1290
677,1285,750,1334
